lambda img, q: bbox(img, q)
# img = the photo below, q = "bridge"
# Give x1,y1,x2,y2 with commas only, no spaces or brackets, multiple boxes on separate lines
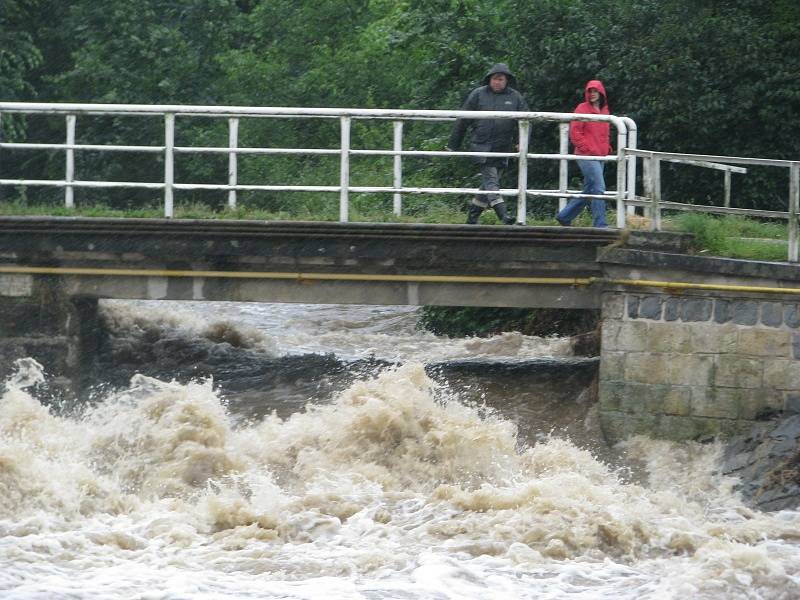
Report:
1,102,800,443
0,216,628,308
2,215,800,444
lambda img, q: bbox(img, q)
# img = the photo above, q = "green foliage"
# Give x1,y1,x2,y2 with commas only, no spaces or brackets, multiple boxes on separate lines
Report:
2,0,798,212
417,305,599,338
0,0,44,141
418,306,533,337
0,1,43,101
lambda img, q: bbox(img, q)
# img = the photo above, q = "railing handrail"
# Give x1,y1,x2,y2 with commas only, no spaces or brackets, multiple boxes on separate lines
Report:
0,101,626,126
0,101,633,227
1,102,796,262
625,146,800,262
625,148,795,169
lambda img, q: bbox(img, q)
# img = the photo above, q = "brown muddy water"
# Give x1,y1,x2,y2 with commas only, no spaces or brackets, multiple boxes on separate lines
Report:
1,301,798,599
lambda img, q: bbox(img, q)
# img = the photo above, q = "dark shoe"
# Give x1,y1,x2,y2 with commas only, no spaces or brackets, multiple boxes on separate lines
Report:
466,205,483,224
493,201,514,225
556,217,569,226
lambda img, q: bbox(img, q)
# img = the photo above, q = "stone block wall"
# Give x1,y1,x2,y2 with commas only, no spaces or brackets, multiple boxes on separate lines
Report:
599,290,800,442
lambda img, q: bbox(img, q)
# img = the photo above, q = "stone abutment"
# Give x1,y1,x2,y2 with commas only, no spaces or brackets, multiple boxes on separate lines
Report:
599,289,800,442
0,273,100,396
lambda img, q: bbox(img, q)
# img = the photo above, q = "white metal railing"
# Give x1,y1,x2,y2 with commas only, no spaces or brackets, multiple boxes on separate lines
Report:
1,103,796,260
624,148,800,262
0,102,634,226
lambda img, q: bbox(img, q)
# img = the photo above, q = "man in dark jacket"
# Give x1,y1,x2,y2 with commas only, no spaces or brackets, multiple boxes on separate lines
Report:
447,63,529,224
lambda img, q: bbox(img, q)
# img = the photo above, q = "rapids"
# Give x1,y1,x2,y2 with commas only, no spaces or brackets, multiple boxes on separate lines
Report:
1,301,799,599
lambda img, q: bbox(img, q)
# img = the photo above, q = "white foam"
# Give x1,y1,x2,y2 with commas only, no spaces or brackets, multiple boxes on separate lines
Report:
1,364,799,598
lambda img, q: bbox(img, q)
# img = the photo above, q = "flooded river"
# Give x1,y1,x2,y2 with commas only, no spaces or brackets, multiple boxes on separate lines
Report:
1,301,798,599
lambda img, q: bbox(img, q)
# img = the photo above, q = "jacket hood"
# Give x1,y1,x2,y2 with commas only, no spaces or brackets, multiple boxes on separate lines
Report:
584,80,608,105
482,63,517,87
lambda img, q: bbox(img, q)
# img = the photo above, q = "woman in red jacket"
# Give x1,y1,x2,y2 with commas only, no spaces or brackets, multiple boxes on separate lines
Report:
556,80,611,228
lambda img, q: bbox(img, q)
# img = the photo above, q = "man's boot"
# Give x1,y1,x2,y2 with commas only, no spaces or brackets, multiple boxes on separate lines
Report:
493,201,515,225
466,204,483,224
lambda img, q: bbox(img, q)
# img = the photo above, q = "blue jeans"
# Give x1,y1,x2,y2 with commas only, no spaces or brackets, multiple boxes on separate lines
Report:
556,159,608,228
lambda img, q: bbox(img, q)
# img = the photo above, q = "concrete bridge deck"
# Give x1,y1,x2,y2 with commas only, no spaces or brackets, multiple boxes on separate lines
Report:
0,216,636,309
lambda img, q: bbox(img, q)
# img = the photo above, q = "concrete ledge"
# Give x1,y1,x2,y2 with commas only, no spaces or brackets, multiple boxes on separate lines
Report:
599,247,800,284
624,230,694,253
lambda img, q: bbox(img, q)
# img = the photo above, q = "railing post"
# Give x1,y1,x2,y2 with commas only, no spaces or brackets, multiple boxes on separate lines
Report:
642,153,652,220
339,116,351,222
228,117,239,210
789,162,799,263
517,119,530,224
724,170,732,209
651,156,662,231
65,114,76,208
164,113,175,218
615,127,627,229
625,118,637,215
393,120,403,216
0,111,3,203
558,123,569,212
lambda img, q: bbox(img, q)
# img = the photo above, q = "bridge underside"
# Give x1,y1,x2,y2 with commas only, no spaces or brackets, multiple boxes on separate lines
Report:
63,275,599,309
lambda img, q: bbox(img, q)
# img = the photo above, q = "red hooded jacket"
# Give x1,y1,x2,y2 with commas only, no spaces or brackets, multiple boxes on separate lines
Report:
569,80,612,156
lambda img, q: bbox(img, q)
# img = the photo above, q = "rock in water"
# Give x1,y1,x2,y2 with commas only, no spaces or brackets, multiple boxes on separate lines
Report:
721,414,800,511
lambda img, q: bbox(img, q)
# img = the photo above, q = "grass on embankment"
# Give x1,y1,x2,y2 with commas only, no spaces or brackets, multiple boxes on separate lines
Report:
664,212,789,262
0,199,791,262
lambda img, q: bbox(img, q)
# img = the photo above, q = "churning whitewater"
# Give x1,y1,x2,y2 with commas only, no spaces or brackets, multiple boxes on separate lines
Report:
1,302,799,599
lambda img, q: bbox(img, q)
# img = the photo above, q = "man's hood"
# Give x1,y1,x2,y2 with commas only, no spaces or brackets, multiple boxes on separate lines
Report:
482,63,517,87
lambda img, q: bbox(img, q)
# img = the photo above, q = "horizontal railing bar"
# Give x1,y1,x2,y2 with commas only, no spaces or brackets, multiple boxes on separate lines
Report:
662,157,747,174
349,187,511,195
0,178,611,199
654,202,790,219
625,148,795,169
0,102,627,128
174,183,341,192
0,142,618,163
178,184,612,198
0,177,615,198
2,179,785,216
678,205,790,218
175,146,341,156
174,147,520,158
625,197,790,219
174,147,616,161
0,179,164,189
350,150,617,161
527,191,612,199
0,111,453,122
0,142,165,153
